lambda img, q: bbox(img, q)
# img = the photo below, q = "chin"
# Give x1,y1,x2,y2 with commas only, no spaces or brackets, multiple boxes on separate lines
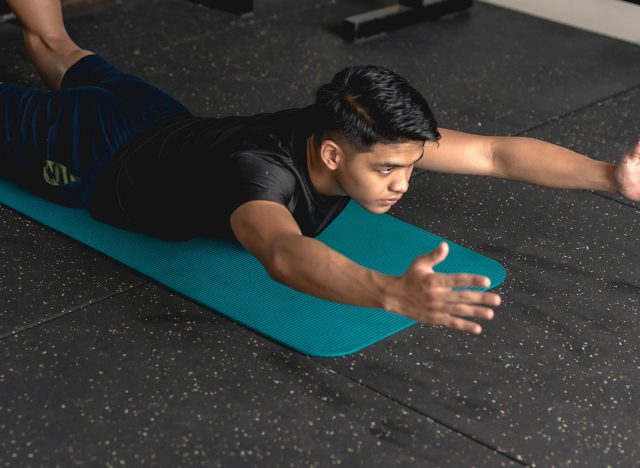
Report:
364,203,391,214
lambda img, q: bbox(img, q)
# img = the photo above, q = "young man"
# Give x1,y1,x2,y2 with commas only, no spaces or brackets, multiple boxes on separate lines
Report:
2,1,639,336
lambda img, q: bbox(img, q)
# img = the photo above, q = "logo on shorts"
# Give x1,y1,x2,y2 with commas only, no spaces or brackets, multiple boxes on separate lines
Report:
43,160,81,186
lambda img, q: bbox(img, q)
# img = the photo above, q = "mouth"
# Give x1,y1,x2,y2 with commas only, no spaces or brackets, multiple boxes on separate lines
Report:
381,198,400,206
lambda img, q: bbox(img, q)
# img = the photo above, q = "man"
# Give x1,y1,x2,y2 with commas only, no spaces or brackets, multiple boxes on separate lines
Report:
2,0,639,336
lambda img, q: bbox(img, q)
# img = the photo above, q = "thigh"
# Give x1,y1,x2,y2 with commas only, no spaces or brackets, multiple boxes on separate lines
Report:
0,81,133,207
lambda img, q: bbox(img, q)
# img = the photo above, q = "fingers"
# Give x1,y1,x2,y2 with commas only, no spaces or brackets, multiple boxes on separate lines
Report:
415,247,493,290
427,272,492,289
449,317,483,335
447,289,502,307
622,139,640,159
431,290,501,335
409,297,498,334
431,303,495,335
440,302,495,320
420,242,449,267
431,313,484,335
403,249,503,336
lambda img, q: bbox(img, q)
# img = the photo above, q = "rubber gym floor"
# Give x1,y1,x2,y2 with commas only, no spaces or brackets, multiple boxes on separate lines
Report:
1,0,639,466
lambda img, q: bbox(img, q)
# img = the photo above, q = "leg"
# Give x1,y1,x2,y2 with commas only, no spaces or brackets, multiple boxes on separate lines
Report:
5,0,94,89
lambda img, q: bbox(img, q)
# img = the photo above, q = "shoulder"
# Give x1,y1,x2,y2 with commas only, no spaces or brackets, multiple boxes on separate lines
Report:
231,151,295,175
231,151,297,196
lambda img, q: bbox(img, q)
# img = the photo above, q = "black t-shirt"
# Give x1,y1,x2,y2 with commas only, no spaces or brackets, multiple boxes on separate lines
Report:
89,105,351,242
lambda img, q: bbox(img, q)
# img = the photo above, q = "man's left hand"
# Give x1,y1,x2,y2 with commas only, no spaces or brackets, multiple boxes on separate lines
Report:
614,140,640,202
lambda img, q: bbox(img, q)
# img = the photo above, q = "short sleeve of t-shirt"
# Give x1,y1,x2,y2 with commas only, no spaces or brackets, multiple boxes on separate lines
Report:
230,152,296,208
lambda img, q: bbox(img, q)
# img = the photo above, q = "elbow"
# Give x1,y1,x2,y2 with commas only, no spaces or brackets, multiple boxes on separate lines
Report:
488,137,503,178
267,260,284,283
490,135,538,179
488,136,513,179
265,238,288,283
266,233,304,283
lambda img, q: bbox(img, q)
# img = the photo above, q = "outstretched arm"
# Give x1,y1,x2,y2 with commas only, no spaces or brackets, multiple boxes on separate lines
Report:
230,200,501,335
418,128,640,201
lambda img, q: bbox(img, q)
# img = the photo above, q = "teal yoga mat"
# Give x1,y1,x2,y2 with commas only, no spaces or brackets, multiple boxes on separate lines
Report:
0,178,506,357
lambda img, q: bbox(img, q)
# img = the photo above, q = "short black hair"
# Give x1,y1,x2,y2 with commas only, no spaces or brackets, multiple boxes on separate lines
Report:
314,65,440,153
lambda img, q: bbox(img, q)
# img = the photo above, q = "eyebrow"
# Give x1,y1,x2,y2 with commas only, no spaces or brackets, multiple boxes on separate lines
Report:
376,148,425,168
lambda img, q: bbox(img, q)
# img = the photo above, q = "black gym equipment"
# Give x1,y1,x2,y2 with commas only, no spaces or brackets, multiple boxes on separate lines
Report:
184,0,473,42
342,0,473,42
185,0,254,16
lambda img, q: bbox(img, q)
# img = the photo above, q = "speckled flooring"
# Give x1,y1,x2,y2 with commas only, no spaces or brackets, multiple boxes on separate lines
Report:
1,0,639,466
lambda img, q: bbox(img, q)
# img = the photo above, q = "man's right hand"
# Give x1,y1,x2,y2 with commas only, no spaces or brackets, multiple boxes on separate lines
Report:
232,200,501,336
382,242,501,335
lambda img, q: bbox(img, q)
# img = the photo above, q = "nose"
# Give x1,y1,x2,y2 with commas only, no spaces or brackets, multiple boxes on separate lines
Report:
389,174,410,195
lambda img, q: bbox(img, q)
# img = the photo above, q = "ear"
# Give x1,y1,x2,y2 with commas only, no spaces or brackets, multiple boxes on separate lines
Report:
318,139,345,171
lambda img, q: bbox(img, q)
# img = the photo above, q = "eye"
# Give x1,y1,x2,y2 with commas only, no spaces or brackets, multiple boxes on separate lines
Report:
378,166,393,175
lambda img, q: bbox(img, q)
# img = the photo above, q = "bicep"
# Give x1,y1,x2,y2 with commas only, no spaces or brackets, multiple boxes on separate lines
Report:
417,128,496,176
229,200,302,276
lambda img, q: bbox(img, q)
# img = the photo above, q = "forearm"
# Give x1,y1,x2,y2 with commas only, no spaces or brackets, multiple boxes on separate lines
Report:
492,136,618,192
270,234,390,311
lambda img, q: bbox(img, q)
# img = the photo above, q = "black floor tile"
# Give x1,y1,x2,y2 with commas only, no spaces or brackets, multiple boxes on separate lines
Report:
0,283,516,467
2,0,640,464
320,170,640,466
0,205,145,338
0,24,37,87
4,0,637,133
0,0,251,92
89,0,640,137
521,85,640,207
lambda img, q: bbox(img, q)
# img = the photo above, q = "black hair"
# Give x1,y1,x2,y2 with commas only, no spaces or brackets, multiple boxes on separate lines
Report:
314,65,440,154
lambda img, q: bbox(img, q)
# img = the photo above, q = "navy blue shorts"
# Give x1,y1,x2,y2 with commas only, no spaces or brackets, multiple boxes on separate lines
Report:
0,54,191,207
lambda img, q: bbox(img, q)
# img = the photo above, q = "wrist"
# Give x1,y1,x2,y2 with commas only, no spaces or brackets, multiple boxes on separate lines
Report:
601,161,620,194
371,270,400,313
